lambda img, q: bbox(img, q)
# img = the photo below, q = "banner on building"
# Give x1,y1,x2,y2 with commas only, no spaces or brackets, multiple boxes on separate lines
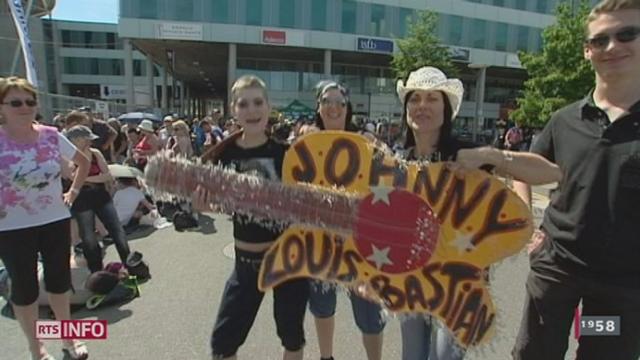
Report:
156,23,203,41
7,0,39,87
356,37,394,53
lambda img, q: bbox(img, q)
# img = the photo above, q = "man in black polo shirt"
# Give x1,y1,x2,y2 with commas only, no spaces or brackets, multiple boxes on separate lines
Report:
512,1,640,359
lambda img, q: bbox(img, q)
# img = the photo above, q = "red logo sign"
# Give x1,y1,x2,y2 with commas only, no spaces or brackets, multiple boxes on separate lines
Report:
263,30,286,45
36,320,108,340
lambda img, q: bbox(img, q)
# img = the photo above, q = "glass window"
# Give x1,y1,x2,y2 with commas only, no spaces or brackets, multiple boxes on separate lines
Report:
134,60,144,76
471,19,487,48
246,0,263,26
311,0,327,31
280,0,295,28
495,22,508,51
136,0,158,19
493,0,505,6
172,0,194,21
536,0,548,13
532,28,543,51
342,0,357,33
517,26,530,51
448,15,464,45
370,4,386,37
515,0,528,10
398,8,414,37
212,0,229,23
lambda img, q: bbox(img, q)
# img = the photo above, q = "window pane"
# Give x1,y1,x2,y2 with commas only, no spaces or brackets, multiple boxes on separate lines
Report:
532,28,543,51
172,0,194,21
137,0,158,19
311,0,327,31
342,0,357,33
517,26,530,51
536,0,548,13
398,8,414,37
495,22,508,51
493,0,505,6
246,0,262,26
448,15,463,45
471,19,487,48
515,0,528,10
279,0,295,28
212,0,228,23
370,4,386,36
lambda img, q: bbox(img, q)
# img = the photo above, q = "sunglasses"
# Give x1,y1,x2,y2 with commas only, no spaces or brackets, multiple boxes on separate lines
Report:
585,26,640,50
320,97,347,107
2,99,37,108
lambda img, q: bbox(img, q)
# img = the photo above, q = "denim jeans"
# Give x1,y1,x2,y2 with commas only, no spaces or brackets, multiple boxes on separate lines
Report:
308,280,386,335
401,316,465,360
73,200,130,273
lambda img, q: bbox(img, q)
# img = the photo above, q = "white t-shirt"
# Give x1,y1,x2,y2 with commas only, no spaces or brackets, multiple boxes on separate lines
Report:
113,187,146,225
0,125,78,231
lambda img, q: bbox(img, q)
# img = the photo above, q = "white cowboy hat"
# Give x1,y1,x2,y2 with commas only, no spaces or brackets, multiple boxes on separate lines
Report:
137,119,155,133
396,67,464,117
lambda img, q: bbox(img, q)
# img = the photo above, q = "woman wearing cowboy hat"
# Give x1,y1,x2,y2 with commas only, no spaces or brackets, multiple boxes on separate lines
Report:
396,66,562,360
133,119,161,170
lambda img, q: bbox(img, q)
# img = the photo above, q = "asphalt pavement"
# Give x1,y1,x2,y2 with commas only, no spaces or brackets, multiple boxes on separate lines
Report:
1,184,580,360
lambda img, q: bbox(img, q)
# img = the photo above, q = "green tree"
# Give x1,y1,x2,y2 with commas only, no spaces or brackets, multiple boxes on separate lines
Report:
391,10,456,81
512,1,594,127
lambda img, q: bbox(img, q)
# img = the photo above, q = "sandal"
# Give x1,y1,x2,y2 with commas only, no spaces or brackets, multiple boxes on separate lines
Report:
62,341,88,360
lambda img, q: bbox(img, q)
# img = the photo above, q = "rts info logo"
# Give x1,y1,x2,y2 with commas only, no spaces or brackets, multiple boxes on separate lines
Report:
36,320,108,339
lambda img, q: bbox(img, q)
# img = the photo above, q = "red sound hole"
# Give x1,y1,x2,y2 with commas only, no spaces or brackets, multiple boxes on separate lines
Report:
354,189,440,274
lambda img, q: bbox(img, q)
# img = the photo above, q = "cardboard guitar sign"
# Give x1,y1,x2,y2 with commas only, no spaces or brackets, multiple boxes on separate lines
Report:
258,131,533,348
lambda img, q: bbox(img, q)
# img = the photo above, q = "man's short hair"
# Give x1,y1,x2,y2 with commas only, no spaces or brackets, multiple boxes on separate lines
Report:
586,0,640,33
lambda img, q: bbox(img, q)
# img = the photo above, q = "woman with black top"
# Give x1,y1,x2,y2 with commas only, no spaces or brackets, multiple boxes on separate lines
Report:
193,75,309,360
397,67,562,360
65,123,131,273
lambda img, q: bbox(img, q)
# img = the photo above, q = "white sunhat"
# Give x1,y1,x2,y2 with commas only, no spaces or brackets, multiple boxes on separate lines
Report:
138,119,155,133
396,66,464,117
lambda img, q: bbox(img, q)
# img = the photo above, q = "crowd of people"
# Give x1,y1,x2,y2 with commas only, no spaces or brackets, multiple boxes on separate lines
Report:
0,1,639,359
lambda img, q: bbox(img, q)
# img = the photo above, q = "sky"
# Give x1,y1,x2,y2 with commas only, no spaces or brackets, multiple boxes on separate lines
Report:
51,0,118,24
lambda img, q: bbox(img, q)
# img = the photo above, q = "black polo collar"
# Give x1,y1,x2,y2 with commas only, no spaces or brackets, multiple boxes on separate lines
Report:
579,89,640,120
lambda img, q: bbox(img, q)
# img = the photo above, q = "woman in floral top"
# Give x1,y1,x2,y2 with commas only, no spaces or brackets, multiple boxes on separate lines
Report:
0,77,90,360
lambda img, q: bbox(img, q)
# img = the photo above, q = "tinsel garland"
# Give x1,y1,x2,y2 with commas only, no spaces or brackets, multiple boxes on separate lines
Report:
144,151,358,234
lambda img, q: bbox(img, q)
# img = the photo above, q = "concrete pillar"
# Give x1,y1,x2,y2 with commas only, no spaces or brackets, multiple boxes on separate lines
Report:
124,39,135,111
227,43,237,99
324,49,332,76
161,67,168,113
180,81,185,116
146,56,154,107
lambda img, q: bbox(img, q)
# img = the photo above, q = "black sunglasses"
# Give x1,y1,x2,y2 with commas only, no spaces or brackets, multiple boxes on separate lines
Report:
2,99,37,108
585,26,640,49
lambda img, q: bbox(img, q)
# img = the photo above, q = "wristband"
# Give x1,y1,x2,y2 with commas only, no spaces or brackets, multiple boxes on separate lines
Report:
70,188,80,195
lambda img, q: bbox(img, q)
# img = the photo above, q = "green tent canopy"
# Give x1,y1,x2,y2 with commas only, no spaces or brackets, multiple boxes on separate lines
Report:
279,100,316,118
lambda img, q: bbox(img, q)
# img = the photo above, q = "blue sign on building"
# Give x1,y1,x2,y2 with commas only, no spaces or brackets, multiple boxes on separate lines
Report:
356,38,394,53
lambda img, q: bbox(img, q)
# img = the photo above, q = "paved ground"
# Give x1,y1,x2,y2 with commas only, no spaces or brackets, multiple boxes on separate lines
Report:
1,184,580,360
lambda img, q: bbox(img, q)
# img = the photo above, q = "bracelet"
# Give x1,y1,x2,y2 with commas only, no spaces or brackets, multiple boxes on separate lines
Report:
70,188,79,195
501,150,514,178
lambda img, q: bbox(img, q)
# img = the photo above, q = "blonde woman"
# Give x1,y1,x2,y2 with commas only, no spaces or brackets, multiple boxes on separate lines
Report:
0,77,90,360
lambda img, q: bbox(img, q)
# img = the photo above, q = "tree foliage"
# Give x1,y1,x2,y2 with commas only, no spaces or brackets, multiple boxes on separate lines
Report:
512,1,594,127
391,11,456,81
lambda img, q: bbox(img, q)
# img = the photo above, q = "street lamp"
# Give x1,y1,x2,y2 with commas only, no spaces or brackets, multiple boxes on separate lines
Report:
468,63,489,143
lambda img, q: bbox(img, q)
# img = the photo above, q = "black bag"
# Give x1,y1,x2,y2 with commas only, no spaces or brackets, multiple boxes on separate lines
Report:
125,251,151,282
172,211,198,232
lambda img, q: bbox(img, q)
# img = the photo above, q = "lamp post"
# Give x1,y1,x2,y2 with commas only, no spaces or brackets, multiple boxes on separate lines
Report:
468,63,488,143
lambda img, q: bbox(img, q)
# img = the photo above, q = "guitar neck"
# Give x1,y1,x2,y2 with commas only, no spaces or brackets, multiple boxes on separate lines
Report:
145,154,357,233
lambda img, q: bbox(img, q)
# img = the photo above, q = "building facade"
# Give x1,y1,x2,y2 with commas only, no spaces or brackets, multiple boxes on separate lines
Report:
118,0,590,140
